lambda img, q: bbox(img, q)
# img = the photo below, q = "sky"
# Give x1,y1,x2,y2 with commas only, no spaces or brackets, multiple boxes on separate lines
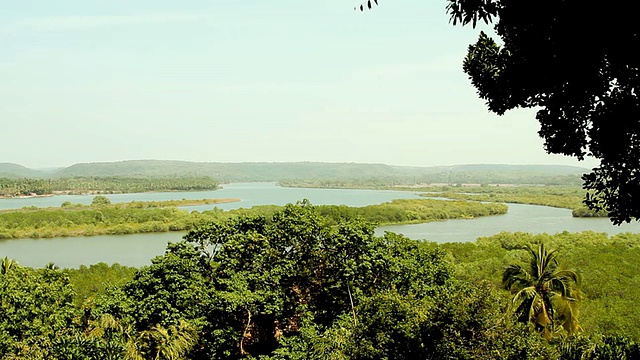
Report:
0,0,598,169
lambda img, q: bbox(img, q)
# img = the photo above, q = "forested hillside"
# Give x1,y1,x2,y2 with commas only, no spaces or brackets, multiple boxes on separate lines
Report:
0,163,49,179
0,160,588,185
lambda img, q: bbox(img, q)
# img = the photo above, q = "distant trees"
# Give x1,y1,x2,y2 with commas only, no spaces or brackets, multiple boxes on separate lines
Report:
92,195,112,206
0,198,506,240
0,176,220,197
0,178,52,196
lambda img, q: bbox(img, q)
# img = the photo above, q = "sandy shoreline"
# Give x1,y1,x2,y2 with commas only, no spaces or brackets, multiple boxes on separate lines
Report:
0,194,55,199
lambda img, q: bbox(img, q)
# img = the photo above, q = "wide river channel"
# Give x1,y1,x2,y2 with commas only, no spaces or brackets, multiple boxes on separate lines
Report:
1,182,639,268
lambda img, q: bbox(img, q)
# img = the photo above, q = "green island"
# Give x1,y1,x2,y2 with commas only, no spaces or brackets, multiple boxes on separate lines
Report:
0,176,220,197
2,203,639,359
280,180,608,218
415,186,608,218
0,196,506,239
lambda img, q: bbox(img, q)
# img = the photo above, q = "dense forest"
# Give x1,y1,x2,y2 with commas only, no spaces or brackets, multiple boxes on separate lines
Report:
0,177,220,197
0,197,506,239
1,203,639,359
0,161,586,185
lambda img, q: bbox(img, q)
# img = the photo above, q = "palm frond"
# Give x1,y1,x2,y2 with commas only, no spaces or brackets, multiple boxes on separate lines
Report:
553,269,580,285
551,294,582,335
513,292,536,324
502,264,533,291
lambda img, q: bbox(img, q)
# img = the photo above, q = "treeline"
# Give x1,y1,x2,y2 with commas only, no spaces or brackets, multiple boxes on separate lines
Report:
278,168,585,188
1,204,638,359
0,197,237,239
417,186,609,218
44,160,586,185
0,198,507,239
316,198,507,225
0,176,220,197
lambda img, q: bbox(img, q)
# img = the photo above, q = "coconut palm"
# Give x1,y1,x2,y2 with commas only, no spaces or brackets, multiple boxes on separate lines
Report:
125,320,197,360
502,243,581,338
1,256,17,275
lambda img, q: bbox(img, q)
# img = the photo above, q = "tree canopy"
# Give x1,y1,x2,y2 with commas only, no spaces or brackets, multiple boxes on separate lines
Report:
444,0,640,224
7,208,640,357
502,243,581,338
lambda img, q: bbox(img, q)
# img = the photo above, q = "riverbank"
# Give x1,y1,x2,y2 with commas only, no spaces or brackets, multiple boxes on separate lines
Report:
0,193,54,199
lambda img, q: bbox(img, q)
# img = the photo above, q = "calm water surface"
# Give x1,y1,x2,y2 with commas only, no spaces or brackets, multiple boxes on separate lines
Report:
0,182,420,211
375,203,640,241
1,183,639,268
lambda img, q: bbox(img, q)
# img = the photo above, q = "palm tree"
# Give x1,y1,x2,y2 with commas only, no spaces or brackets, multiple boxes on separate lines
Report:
125,320,197,360
502,243,581,338
1,256,17,275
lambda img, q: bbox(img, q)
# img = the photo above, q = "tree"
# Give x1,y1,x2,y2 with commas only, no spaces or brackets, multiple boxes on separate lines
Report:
95,241,211,359
126,320,197,360
444,0,640,224
1,256,16,274
0,265,80,358
502,243,581,338
92,195,112,206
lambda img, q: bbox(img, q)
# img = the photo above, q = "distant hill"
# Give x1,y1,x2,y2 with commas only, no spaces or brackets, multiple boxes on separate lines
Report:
0,160,589,185
53,161,410,181
0,163,47,179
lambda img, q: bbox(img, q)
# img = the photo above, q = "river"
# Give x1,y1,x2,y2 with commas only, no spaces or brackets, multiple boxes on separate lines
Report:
1,182,639,268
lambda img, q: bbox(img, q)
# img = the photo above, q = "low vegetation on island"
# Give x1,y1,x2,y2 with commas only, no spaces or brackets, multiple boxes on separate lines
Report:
0,197,506,239
416,185,608,218
1,203,639,359
281,180,609,218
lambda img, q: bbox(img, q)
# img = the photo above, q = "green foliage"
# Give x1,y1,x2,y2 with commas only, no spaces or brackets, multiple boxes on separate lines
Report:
0,199,234,239
50,160,586,185
317,198,507,225
92,195,112,206
443,231,640,342
502,244,581,338
0,177,53,196
446,0,640,223
420,185,609,217
3,205,640,358
65,263,137,306
0,176,220,197
0,265,80,358
559,334,640,359
0,197,505,239
97,202,483,358
279,164,585,188
315,282,555,360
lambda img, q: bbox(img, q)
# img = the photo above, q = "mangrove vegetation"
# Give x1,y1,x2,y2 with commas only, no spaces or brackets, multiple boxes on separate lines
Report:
1,203,639,359
0,197,506,239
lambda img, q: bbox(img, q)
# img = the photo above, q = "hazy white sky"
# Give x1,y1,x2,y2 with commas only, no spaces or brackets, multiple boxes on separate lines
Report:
0,0,598,169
